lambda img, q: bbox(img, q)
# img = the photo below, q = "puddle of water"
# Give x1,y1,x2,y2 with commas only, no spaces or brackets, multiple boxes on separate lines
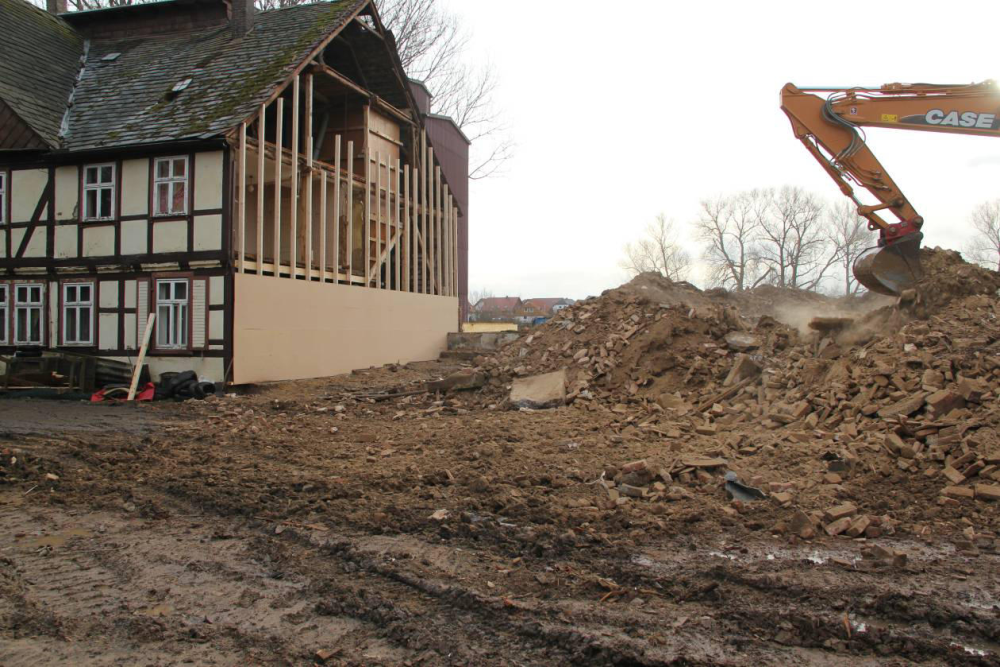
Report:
23,527,93,549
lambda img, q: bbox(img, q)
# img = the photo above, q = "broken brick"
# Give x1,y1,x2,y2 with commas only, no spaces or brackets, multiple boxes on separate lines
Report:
975,484,1000,502
823,503,858,523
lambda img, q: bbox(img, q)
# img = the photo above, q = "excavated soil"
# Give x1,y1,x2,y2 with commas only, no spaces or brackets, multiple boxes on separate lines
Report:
3,248,1000,665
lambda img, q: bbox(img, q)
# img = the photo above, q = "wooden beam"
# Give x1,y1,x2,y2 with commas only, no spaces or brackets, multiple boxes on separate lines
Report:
128,313,155,401
333,134,341,283
305,74,314,280
274,98,283,277
290,75,300,276
443,185,450,296
320,168,327,283
256,103,265,276
310,62,370,100
403,163,410,293
395,159,402,291
238,122,247,273
375,151,382,289
347,139,354,282
363,105,371,288
421,131,429,294
411,164,418,292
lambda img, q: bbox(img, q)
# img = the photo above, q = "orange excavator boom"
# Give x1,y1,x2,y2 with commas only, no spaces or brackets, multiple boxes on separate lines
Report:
780,80,1000,294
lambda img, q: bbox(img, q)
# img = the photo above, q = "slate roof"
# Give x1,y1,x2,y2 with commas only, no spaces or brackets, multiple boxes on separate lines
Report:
0,0,369,151
65,0,366,150
0,0,85,148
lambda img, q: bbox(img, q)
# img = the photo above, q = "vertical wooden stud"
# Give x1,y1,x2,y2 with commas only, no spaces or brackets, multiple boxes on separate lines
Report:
395,159,402,291
273,98,283,277
304,74,313,280
256,103,265,275
319,170,327,283
421,131,428,293
333,134,341,283
238,121,247,273
347,140,354,283
403,164,410,293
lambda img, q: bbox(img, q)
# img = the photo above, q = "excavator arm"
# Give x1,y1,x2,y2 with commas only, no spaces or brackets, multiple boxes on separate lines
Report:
780,80,1000,294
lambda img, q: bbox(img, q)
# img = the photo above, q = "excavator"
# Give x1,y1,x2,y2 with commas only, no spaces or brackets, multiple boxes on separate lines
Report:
780,80,1000,295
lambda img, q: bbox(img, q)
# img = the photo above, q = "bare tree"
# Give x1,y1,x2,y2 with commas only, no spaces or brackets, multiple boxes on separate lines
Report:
620,214,691,281
826,200,874,296
468,287,494,310
758,186,835,289
36,0,512,178
695,190,770,291
964,199,1000,271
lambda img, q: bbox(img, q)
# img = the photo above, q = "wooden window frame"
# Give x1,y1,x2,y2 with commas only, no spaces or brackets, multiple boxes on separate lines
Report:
154,277,191,351
152,156,189,217
13,282,45,346
0,282,8,345
82,162,116,221
61,280,95,347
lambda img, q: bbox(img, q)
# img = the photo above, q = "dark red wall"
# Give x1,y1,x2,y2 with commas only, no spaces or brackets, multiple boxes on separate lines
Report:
425,115,469,323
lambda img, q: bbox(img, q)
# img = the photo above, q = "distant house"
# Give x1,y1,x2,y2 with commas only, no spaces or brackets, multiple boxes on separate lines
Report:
472,296,521,321
522,298,574,317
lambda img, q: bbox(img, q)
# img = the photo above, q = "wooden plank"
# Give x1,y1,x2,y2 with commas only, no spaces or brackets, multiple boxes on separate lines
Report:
403,164,410,293
304,74,314,280
347,140,354,282
443,184,450,296
453,197,458,298
127,313,155,401
430,155,437,295
376,153,383,289
333,134,341,282
422,134,429,293
290,76,300,275
274,98,283,277
411,165,418,292
363,105,371,288
238,122,247,273
256,103,265,275
320,169,327,282
395,159,402,291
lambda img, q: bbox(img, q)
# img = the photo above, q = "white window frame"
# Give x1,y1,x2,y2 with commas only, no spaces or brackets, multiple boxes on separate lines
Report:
0,284,8,345
153,156,189,217
13,283,44,346
62,282,95,346
83,162,116,221
155,278,189,350
0,171,6,226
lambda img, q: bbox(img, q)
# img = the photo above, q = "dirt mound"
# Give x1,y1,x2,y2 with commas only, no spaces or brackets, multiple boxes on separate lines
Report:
913,246,1000,310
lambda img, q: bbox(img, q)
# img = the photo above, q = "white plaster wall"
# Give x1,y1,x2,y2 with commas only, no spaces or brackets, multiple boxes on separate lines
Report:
209,309,224,341
82,225,115,257
9,229,24,254
193,214,222,251
99,313,118,349
55,166,78,221
153,220,187,253
11,169,48,223
121,159,149,216
99,281,119,308
121,219,148,255
194,151,224,211
123,314,137,349
233,274,458,384
55,225,78,258
123,279,137,308
22,228,46,258
209,276,224,305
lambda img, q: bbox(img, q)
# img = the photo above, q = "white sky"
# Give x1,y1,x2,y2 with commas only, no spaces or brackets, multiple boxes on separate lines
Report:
444,0,1000,301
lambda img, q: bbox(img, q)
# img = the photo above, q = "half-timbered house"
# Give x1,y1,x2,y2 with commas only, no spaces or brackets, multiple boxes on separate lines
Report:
0,0,468,384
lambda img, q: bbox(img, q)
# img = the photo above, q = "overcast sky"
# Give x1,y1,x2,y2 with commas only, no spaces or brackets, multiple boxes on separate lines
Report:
443,0,1000,301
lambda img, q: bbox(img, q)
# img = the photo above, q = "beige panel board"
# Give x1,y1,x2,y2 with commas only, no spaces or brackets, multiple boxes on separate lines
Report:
121,159,149,216
11,169,48,223
209,276,224,305
82,225,114,257
121,219,149,255
153,219,187,253
123,313,137,349
54,224,78,258
99,280,119,308
194,151,225,211
209,309,224,341
194,214,222,251
55,166,79,220
233,273,458,384
124,279,137,308
99,313,119,349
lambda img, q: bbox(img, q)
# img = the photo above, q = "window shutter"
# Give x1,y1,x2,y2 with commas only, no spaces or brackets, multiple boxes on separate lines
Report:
192,278,207,349
136,278,149,347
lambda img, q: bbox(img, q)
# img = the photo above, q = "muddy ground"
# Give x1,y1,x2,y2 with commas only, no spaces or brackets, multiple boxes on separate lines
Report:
2,359,999,666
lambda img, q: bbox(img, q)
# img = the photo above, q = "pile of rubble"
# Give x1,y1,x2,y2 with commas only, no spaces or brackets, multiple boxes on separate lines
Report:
467,248,1000,541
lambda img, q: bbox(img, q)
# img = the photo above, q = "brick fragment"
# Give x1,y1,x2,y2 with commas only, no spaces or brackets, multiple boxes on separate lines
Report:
824,517,853,536
942,466,966,485
823,503,857,523
941,486,975,500
975,484,1000,502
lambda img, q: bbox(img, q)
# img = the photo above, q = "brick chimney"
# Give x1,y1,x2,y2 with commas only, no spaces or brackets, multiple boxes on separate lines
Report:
46,0,67,15
230,0,253,38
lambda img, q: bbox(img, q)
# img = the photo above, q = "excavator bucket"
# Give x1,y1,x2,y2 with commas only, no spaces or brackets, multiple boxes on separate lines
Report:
853,233,924,296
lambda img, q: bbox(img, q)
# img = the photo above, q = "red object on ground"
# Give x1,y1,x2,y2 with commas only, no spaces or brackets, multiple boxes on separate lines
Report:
90,383,155,403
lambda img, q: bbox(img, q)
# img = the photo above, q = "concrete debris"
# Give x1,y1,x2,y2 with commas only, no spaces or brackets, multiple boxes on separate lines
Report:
509,369,567,409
